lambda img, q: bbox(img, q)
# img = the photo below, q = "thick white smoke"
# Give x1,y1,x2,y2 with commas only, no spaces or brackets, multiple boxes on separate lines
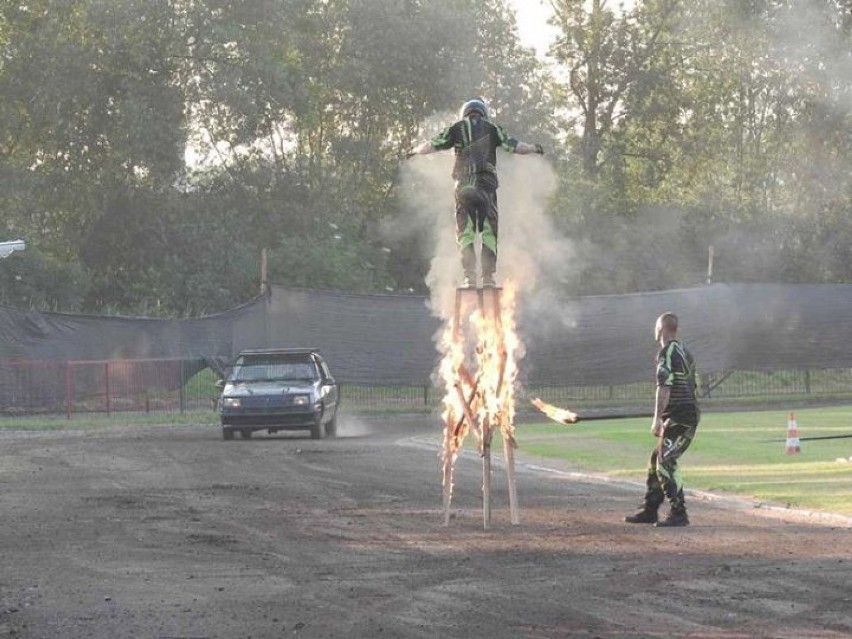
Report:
391,114,574,330
772,1,852,111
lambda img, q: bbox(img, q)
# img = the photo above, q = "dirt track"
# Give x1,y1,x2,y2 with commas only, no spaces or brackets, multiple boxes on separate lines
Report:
1,413,851,639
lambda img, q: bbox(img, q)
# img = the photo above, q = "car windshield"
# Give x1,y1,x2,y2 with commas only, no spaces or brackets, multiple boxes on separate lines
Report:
229,362,318,383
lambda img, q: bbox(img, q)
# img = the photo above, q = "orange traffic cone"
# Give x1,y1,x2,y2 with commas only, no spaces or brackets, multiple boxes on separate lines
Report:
785,412,801,454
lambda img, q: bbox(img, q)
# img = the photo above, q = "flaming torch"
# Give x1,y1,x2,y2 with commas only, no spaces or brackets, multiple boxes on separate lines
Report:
530,397,580,425
438,281,523,528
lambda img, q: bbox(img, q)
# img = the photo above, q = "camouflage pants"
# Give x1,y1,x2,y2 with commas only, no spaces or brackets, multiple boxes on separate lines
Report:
454,175,499,278
643,419,697,514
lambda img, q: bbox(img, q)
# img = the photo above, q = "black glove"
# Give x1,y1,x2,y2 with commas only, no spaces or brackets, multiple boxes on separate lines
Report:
534,143,544,155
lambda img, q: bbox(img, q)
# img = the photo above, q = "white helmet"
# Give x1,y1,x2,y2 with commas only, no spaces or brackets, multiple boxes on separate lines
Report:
459,98,488,119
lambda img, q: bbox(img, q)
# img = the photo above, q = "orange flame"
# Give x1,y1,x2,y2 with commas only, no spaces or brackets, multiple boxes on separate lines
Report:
438,281,523,503
530,397,580,425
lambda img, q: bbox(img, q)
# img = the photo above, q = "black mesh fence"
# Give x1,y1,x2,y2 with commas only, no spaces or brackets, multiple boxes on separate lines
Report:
4,283,852,417
2,362,852,418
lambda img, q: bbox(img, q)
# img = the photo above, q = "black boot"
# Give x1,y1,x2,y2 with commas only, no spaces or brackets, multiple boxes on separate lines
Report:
626,475,664,524
625,507,659,524
655,507,689,527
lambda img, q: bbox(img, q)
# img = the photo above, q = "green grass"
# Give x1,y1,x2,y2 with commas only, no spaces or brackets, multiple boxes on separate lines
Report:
512,407,852,516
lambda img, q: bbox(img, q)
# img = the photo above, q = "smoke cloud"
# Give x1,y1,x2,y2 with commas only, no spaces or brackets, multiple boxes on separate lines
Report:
772,1,852,111
392,113,575,333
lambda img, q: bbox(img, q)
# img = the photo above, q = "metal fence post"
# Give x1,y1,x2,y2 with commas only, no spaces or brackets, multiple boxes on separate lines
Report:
179,359,186,414
65,362,74,419
105,361,111,416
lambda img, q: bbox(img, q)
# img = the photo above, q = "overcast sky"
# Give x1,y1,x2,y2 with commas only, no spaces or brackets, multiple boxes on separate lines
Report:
509,1,638,55
508,0,558,55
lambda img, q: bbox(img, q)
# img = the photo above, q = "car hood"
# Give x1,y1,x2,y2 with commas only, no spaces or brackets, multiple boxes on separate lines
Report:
223,381,317,396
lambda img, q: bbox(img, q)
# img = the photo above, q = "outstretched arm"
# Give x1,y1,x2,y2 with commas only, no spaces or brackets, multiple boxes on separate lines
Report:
514,141,544,155
407,140,436,157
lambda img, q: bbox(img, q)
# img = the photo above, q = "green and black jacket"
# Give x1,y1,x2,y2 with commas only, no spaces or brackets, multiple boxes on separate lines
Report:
430,115,519,181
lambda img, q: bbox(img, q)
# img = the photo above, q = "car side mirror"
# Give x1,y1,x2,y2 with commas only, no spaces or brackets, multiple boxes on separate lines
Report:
215,378,225,389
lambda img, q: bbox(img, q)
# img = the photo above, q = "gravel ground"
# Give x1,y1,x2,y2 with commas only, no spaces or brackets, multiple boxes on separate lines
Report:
1,413,851,639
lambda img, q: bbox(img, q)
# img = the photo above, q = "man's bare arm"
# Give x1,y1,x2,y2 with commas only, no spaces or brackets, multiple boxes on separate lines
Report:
652,385,671,436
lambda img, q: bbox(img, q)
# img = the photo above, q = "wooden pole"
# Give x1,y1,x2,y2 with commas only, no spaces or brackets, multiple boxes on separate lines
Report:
104,361,111,416
493,337,519,525
490,288,502,329
260,248,268,295
706,245,714,285
65,361,73,420
482,418,492,530
503,430,519,525
452,380,483,527
454,381,479,440
442,419,454,527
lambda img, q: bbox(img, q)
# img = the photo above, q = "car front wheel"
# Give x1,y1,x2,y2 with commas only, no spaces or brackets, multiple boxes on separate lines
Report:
310,417,325,440
325,414,338,438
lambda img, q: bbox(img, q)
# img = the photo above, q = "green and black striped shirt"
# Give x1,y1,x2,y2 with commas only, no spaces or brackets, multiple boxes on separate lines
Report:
430,115,519,181
656,339,699,426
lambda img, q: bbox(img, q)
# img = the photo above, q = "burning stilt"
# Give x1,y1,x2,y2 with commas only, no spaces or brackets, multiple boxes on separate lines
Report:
439,282,522,528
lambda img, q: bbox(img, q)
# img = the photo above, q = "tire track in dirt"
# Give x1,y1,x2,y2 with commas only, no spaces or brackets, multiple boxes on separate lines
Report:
0,417,850,638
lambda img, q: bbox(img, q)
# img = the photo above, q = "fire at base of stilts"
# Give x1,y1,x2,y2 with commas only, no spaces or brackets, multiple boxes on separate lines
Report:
438,280,523,528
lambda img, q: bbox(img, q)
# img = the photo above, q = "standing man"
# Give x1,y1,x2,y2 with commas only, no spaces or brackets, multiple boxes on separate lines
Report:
626,312,700,527
407,98,544,288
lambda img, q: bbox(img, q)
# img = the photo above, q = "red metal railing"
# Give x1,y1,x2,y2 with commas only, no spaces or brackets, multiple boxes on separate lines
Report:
0,358,218,418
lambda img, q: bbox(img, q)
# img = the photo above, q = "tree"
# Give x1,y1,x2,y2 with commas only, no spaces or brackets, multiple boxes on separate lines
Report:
548,0,682,179
0,0,190,311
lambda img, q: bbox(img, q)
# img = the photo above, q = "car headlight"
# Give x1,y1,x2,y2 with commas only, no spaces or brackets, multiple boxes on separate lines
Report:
222,397,241,408
291,395,311,406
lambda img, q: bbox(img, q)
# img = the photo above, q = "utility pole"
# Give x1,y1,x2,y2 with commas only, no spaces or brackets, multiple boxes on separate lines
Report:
706,245,714,284
260,248,268,295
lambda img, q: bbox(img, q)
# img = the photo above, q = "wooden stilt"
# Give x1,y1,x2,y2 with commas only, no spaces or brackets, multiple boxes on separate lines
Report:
454,382,479,440
489,287,502,328
441,406,456,526
442,452,454,526
482,419,492,530
503,432,519,525
444,284,519,530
